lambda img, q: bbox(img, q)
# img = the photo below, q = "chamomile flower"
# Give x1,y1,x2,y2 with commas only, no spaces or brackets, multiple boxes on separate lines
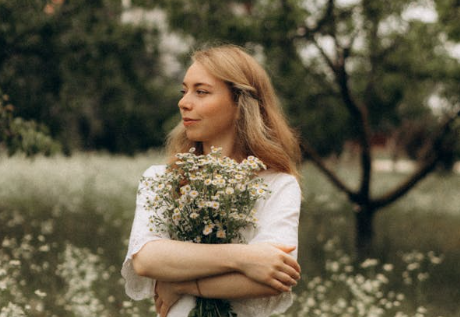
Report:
206,201,220,209
217,229,226,239
143,148,269,246
180,185,191,195
189,190,199,199
197,200,206,209
236,184,246,191
172,213,181,225
203,224,214,235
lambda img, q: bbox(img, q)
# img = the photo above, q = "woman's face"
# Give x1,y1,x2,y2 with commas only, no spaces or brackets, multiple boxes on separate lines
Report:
179,62,239,154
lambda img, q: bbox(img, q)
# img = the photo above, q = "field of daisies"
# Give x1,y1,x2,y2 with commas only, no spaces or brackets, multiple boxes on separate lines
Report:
1,153,459,317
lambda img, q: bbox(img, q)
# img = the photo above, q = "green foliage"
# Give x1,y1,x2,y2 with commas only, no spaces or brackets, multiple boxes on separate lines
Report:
0,0,178,154
436,0,460,41
1,0,458,156
0,92,61,157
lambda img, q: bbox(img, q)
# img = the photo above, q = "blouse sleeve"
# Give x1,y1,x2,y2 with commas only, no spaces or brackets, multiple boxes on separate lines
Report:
121,165,169,300
232,173,302,316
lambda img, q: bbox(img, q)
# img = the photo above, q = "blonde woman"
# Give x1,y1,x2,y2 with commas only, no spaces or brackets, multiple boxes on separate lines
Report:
122,45,302,317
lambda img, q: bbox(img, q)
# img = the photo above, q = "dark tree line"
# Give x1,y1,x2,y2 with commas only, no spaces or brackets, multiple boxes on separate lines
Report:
0,0,179,155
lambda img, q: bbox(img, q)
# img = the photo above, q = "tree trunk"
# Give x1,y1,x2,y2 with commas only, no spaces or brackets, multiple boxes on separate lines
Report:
355,206,375,260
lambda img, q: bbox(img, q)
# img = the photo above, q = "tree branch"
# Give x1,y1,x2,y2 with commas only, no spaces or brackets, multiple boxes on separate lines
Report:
334,58,373,201
312,22,373,203
302,142,358,201
312,37,336,71
305,0,335,35
372,109,460,209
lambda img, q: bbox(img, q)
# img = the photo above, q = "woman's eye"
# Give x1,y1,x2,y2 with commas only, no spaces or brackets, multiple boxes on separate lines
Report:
196,90,209,95
180,89,186,95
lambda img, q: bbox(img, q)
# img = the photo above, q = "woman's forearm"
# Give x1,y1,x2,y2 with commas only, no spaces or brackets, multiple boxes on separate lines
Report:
154,272,290,317
186,273,284,299
132,240,242,281
133,240,300,292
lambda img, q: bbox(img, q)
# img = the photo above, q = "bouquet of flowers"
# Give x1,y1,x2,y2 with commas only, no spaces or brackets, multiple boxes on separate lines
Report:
140,146,270,317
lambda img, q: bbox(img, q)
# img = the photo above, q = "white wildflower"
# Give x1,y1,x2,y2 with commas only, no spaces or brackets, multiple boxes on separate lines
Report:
189,190,199,199
34,289,47,298
361,258,379,268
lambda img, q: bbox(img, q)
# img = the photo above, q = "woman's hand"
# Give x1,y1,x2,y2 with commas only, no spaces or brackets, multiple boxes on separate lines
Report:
237,243,301,292
154,280,189,317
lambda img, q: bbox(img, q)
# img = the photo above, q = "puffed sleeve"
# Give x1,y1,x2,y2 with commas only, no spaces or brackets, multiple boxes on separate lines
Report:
121,165,169,300
232,172,302,316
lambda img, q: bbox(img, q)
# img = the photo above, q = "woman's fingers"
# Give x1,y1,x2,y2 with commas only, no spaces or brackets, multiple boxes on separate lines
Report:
274,270,297,287
283,253,301,273
269,277,291,293
160,303,170,317
282,263,301,281
155,297,162,316
239,242,301,291
155,296,170,317
271,243,301,272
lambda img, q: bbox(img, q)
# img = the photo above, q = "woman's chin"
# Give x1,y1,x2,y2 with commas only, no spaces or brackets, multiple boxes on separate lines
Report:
185,132,203,143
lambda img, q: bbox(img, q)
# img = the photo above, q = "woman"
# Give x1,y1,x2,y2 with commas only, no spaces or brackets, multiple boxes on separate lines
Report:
122,45,302,317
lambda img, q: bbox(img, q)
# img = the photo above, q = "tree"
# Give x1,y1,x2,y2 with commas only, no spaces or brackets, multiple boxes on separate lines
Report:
0,0,178,154
0,90,61,157
149,0,460,257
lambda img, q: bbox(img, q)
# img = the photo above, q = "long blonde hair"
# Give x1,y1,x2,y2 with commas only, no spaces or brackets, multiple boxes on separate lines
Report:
166,44,301,178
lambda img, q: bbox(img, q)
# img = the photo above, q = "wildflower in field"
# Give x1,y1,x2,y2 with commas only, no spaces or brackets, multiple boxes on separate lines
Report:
34,289,47,298
383,264,394,272
427,251,444,265
284,238,444,317
361,258,379,268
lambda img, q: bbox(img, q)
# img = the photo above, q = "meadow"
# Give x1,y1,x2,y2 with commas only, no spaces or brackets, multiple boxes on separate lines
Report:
0,153,459,317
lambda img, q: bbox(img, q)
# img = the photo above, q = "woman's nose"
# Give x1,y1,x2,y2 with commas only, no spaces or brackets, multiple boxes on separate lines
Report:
178,94,192,110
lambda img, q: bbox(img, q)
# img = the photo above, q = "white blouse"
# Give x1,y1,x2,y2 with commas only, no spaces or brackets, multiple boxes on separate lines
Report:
122,165,301,317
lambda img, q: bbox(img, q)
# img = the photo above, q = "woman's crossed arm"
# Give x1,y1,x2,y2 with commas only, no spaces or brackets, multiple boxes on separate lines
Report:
132,239,300,292
133,239,301,317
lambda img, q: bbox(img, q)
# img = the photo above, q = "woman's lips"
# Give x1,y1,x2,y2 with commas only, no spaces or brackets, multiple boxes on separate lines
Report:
183,118,200,127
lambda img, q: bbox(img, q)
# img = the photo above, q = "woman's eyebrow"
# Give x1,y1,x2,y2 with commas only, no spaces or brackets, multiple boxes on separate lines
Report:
182,82,213,88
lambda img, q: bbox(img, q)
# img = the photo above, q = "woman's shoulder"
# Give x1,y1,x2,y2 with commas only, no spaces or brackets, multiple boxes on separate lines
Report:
259,169,300,189
141,164,167,178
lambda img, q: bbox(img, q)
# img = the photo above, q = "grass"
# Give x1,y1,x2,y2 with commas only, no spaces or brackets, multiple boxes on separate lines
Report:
295,163,460,317
0,153,459,316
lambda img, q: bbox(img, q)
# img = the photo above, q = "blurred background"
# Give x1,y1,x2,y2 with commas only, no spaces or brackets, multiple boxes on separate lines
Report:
1,0,459,316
